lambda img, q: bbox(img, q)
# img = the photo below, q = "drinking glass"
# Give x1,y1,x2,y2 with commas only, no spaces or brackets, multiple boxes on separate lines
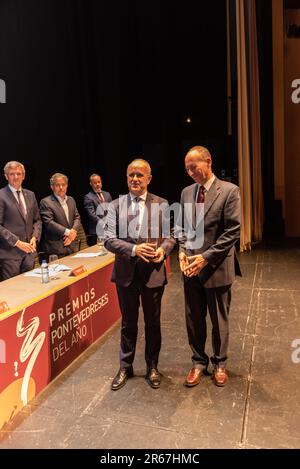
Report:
48,254,60,279
146,237,159,260
146,237,159,249
49,254,58,263
97,237,106,256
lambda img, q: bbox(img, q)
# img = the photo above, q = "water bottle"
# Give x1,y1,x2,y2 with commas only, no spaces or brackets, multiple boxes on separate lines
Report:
41,260,50,284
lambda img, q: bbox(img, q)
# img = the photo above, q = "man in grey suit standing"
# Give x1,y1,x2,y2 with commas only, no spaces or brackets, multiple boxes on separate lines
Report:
105,159,175,390
39,173,81,258
83,173,112,246
0,161,42,281
178,146,241,387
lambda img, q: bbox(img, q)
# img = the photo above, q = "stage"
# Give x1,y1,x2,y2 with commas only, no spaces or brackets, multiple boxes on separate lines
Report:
1,242,300,449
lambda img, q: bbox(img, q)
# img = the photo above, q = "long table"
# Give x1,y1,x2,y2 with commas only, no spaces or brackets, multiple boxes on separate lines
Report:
0,246,121,431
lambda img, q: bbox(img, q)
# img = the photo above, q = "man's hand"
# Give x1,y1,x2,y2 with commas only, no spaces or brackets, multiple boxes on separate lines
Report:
63,229,77,246
63,237,72,246
29,236,37,251
135,243,157,263
16,240,36,254
179,252,189,272
183,254,208,277
152,247,165,263
68,229,77,241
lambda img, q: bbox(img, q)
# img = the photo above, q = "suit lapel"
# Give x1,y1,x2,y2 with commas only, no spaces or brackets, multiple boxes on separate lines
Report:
189,179,221,228
92,191,101,206
117,194,131,239
22,190,30,222
184,184,198,231
6,186,26,221
66,198,74,228
23,190,30,213
204,178,220,216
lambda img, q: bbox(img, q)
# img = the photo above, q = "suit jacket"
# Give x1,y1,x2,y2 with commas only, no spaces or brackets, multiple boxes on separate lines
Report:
39,194,81,256
0,185,42,259
178,177,241,288
83,190,112,235
104,192,175,288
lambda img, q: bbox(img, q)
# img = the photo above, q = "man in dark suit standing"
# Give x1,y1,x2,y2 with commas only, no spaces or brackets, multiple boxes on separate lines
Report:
105,159,175,390
83,173,112,246
0,161,42,281
178,146,241,387
39,173,81,258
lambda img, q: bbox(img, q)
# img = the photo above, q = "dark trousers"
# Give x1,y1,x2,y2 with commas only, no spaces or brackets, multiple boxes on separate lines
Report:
184,276,232,369
0,254,35,281
116,280,164,370
87,234,97,246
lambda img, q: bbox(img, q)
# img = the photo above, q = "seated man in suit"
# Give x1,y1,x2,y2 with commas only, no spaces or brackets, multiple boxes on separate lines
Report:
104,159,175,390
0,161,42,281
83,173,112,246
39,173,81,258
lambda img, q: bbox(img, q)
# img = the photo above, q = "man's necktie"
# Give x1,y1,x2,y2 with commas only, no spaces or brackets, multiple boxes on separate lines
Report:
59,198,69,223
128,197,141,237
197,185,205,203
16,190,26,218
97,192,108,217
98,192,105,203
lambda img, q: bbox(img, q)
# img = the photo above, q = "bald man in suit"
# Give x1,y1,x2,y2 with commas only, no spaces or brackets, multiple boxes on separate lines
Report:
0,161,42,281
105,159,175,390
39,173,81,258
179,146,241,387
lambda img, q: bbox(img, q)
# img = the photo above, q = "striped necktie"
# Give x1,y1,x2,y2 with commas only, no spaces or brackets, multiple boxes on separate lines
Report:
16,190,26,218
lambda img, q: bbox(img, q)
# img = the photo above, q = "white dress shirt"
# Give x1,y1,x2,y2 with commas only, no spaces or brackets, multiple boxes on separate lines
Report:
195,174,215,200
56,194,70,236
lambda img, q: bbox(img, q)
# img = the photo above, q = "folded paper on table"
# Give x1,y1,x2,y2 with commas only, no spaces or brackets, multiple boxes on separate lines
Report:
24,264,72,277
72,252,106,258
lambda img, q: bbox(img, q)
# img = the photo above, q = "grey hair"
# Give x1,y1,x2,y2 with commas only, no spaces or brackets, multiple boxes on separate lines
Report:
4,161,25,175
89,173,101,181
127,158,152,175
50,173,68,185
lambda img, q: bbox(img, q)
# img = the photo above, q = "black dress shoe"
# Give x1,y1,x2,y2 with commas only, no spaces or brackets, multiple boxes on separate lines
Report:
111,368,134,391
145,368,161,389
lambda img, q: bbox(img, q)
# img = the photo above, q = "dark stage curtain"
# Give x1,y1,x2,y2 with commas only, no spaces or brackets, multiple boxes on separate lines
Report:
0,0,232,218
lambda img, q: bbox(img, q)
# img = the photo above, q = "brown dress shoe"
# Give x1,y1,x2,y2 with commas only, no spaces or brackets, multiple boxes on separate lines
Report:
184,367,204,387
213,367,228,387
